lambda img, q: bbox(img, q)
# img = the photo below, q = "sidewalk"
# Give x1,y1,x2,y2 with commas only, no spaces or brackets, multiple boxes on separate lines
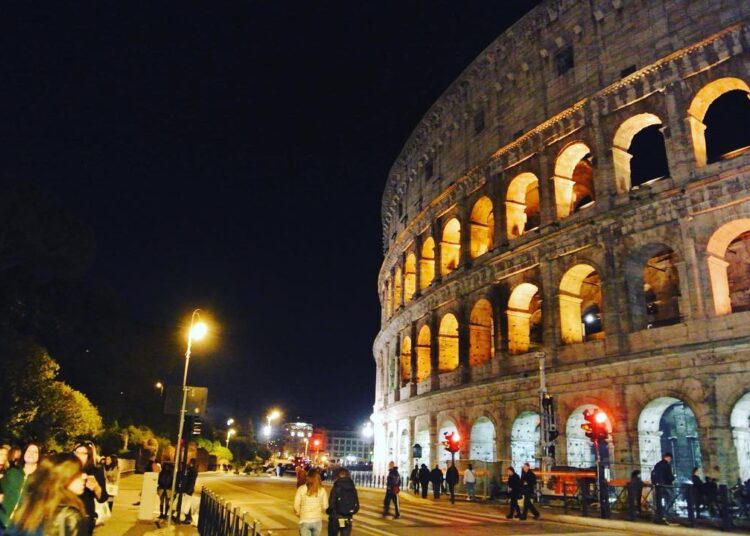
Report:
97,474,197,536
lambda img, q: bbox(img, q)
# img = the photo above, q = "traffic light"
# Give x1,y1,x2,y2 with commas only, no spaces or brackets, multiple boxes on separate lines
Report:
581,408,608,443
443,431,460,454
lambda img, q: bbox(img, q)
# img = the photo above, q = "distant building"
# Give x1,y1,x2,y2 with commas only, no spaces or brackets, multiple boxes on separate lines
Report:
317,427,372,464
283,421,313,458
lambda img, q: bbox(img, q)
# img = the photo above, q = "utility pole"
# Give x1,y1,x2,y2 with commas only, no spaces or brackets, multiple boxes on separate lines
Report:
537,352,558,475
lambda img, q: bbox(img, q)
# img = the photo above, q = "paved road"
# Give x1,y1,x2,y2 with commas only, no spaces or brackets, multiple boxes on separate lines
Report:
197,474,648,535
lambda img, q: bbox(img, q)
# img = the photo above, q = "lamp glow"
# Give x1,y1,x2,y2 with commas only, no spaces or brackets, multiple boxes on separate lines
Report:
190,321,208,341
595,411,607,424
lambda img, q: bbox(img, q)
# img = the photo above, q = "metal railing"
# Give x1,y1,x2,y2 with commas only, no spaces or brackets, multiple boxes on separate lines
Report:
350,471,388,489
198,488,273,536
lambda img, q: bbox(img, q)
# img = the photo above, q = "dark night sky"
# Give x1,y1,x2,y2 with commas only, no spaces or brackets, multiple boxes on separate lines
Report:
1,2,538,426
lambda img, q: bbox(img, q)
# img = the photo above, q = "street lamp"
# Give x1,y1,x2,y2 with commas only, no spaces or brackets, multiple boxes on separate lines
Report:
362,422,373,439
155,381,164,396
167,309,208,530
265,409,282,440
226,428,236,448
227,418,235,427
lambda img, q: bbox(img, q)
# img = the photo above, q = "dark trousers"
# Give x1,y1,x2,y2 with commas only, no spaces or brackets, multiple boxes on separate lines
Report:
383,491,400,517
447,483,456,504
508,496,521,518
432,482,441,499
521,492,539,519
420,481,429,498
328,516,353,536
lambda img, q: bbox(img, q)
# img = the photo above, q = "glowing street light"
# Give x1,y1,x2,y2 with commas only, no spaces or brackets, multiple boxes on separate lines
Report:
155,381,164,396
227,418,235,427
226,428,236,447
265,409,282,440
362,422,374,440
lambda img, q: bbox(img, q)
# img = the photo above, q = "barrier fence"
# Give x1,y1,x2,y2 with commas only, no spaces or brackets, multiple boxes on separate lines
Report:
198,488,273,536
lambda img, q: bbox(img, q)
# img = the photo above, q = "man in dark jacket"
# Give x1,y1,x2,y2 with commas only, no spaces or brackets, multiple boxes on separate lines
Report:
410,465,419,494
652,453,675,517
445,462,459,504
430,465,444,499
520,463,540,520
328,468,359,536
506,467,522,519
418,464,430,498
383,462,401,519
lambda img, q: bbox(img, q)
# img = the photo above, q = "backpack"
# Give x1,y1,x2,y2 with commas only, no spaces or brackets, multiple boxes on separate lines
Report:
335,485,359,517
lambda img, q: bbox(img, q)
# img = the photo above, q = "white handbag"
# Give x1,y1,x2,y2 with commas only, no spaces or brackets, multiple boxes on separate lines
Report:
95,500,112,525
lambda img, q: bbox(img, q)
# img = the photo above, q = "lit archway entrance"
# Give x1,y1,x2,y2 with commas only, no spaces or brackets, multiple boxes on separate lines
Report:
507,282,542,354
470,417,496,461
559,264,604,344
416,325,431,382
469,299,494,367
393,267,403,311
566,404,613,468
470,197,494,258
706,219,750,315
404,253,417,303
440,219,461,276
414,420,431,467
511,411,539,470
731,393,750,482
438,313,459,373
612,113,669,192
420,237,436,289
438,420,460,464
638,397,702,482
553,142,595,219
399,336,411,386
398,428,410,471
506,172,540,239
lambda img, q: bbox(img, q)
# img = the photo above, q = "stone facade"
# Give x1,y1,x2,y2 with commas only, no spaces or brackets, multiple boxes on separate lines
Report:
372,0,750,485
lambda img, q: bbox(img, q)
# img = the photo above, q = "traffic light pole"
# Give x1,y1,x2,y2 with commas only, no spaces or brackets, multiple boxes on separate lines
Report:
537,352,556,473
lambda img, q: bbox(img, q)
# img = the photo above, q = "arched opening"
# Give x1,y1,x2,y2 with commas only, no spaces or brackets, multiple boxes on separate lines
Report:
566,404,613,468
393,267,403,311
511,412,540,470
643,248,681,328
398,428,410,471
440,218,461,276
438,313,459,373
506,172,540,239
706,219,750,315
559,264,604,344
416,325,431,382
399,336,412,386
470,197,494,258
404,253,417,303
414,420,431,467
470,417,496,461
507,282,543,355
612,113,670,193
387,430,395,462
469,299,494,366
384,280,392,318
420,237,436,290
731,393,750,482
638,397,702,482
438,420,460,464
554,142,595,219
688,77,750,166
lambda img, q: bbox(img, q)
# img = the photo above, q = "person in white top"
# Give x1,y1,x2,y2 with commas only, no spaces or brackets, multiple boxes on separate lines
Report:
293,469,328,536
463,464,477,500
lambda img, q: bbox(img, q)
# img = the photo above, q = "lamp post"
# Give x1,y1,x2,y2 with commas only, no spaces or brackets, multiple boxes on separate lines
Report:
264,409,281,442
167,309,208,530
226,428,236,448
155,381,164,396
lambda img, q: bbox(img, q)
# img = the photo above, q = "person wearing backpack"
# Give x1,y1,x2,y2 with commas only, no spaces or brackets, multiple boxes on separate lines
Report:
445,462,459,504
382,462,401,519
326,468,359,536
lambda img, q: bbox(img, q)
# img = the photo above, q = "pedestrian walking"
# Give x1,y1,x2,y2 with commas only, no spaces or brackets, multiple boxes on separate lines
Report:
382,462,401,519
72,442,108,534
430,465,443,499
506,467,522,519
327,468,359,536
627,469,643,518
464,464,476,500
103,455,120,514
4,453,88,536
293,469,328,536
157,460,174,520
178,459,198,524
445,462,459,504
409,465,419,494
276,463,284,478
418,464,430,498
519,463,540,520
651,452,675,519
0,442,41,530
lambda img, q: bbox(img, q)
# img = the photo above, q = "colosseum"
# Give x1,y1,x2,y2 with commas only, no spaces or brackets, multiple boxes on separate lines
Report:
372,0,750,487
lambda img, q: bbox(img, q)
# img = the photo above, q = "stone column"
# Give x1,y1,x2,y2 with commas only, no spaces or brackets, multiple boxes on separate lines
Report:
429,413,438,468
432,221,443,285
459,203,471,269
552,176,575,220
506,309,531,355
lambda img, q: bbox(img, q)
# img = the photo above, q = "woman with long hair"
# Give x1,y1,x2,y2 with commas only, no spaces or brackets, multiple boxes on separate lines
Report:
6,453,88,535
0,442,41,530
72,442,108,534
293,469,328,536
102,455,119,513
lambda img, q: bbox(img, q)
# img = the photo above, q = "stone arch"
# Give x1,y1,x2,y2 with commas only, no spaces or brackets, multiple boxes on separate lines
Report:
553,142,595,219
399,336,411,386
511,411,540,470
387,429,396,462
398,427,410,472
438,313,459,372
638,397,703,482
414,417,431,467
612,113,669,193
441,218,461,276
731,392,750,482
469,196,494,258
506,172,540,239
566,404,614,468
416,325,431,382
384,279,392,318
687,77,750,166
706,219,750,315
393,267,403,311
404,253,417,303
624,243,681,330
507,282,543,354
470,416,497,461
438,418,460,464
469,299,494,366
558,263,604,344
420,237,436,290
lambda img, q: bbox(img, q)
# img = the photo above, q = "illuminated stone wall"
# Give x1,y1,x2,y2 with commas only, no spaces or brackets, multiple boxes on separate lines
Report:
372,0,750,482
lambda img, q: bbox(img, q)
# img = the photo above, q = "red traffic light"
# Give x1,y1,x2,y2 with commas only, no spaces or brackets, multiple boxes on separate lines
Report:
443,431,461,454
582,408,609,442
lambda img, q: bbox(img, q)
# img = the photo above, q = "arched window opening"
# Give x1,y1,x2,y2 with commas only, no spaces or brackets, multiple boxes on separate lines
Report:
469,299,494,366
384,280,392,318
404,253,417,303
554,143,595,219
704,89,750,163
393,267,403,311
511,412,540,470
438,420,460,463
730,393,750,482
559,264,604,344
638,397,702,483
506,173,540,239
400,336,412,386
507,282,542,355
706,219,750,315
438,313,459,373
567,405,613,468
470,417,496,462
630,125,670,188
643,248,681,327
420,237,436,290
470,197,494,258
414,421,431,466
398,429,410,473
416,325,431,382
387,431,395,461
441,219,461,276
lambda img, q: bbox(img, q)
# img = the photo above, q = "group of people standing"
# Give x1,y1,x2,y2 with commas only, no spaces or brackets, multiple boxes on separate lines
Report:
0,441,119,536
408,462,477,503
